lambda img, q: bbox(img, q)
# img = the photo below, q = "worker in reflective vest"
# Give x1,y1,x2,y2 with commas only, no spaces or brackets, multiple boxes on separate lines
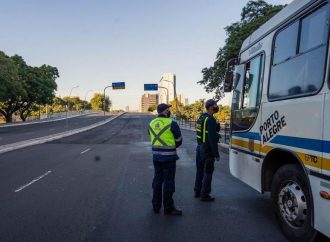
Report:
194,99,220,202
149,103,183,216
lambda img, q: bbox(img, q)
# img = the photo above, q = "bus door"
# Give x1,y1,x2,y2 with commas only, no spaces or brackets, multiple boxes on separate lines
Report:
323,92,330,178
230,53,264,191
315,91,330,237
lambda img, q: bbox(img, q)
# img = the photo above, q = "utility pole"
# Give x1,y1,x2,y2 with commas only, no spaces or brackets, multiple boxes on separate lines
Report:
66,85,79,128
103,85,112,119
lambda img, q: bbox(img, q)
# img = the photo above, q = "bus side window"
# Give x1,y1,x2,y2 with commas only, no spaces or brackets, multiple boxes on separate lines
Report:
269,4,329,100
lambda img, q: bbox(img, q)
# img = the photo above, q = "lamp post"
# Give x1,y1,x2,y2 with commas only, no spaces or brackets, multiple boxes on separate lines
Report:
84,89,93,112
159,76,179,117
66,85,79,127
103,85,112,119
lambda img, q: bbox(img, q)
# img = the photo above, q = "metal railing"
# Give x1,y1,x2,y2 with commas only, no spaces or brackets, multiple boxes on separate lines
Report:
11,110,93,123
174,118,231,144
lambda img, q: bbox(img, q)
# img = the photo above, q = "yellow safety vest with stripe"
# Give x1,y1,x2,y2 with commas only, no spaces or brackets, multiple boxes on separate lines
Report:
196,113,209,143
149,117,177,156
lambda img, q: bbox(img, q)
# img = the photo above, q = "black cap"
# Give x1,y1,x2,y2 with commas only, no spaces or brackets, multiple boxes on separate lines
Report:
205,99,218,109
157,103,172,114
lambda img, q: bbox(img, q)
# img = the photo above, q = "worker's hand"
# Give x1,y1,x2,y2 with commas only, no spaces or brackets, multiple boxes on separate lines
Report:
215,156,220,162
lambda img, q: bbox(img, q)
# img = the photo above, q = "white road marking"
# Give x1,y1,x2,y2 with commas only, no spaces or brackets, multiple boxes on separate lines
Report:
80,148,91,154
14,170,52,193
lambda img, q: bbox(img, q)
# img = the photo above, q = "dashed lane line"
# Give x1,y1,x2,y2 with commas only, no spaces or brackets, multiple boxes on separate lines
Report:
14,171,52,193
80,148,91,154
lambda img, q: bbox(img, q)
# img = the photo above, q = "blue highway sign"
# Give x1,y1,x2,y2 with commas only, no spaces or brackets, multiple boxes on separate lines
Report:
144,84,158,91
112,82,125,90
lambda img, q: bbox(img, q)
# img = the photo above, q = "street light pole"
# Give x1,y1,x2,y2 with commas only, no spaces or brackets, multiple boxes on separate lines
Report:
103,85,112,119
158,77,175,104
159,76,179,117
66,85,79,127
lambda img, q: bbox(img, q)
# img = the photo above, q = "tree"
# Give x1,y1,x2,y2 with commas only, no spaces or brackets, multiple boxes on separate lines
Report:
0,52,58,122
198,0,285,99
50,97,66,113
62,96,86,111
147,104,156,112
16,62,58,121
90,93,111,112
0,52,27,122
214,105,231,123
170,98,184,118
179,99,205,120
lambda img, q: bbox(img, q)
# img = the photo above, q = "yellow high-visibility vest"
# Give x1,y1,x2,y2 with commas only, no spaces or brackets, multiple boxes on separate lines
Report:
149,117,176,156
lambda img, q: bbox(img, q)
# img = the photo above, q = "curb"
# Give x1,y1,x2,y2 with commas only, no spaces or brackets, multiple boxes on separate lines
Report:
0,112,126,155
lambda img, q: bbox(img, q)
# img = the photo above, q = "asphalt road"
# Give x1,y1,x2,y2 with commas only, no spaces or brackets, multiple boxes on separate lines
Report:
0,113,310,242
0,113,109,146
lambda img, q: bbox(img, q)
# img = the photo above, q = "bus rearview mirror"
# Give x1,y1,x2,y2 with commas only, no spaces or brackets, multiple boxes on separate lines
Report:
224,71,234,92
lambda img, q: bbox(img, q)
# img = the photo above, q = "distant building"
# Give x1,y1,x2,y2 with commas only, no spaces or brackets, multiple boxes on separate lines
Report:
141,93,159,112
125,106,129,112
177,94,189,106
158,73,176,104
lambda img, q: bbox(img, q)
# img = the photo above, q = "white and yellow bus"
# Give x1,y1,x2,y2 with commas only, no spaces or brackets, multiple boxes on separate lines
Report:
224,0,330,241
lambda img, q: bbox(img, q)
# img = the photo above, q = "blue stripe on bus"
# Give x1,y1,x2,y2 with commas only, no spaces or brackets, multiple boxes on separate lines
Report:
270,135,323,153
232,132,261,140
232,132,330,153
323,141,330,153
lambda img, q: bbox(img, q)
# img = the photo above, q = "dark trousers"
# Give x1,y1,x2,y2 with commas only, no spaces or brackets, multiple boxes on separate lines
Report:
194,145,215,197
152,160,176,211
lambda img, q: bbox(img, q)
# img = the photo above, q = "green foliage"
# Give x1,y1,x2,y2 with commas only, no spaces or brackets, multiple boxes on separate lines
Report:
63,96,87,112
147,104,156,112
0,52,26,122
169,98,184,116
175,99,205,120
214,105,231,123
0,51,59,122
90,93,111,112
198,0,285,99
174,98,230,123
50,97,66,113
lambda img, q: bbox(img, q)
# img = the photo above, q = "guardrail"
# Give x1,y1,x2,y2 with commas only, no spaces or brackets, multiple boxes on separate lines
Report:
174,118,231,144
8,110,93,123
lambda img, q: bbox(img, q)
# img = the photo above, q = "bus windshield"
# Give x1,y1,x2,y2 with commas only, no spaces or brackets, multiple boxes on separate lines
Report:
232,54,263,132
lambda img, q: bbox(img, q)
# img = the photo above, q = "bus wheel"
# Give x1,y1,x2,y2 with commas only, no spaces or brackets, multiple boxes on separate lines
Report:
271,164,317,242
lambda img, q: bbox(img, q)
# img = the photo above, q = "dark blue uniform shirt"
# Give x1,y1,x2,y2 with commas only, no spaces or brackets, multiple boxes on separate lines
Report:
198,113,220,158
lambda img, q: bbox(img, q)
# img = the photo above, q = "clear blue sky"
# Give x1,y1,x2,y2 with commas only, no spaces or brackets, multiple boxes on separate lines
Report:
0,0,292,110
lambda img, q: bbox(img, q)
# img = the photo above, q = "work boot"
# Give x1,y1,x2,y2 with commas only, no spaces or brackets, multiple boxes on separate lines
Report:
164,207,182,216
200,195,215,202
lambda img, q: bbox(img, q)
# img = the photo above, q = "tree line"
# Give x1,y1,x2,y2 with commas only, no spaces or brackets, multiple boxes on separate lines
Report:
0,51,111,123
169,98,230,124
